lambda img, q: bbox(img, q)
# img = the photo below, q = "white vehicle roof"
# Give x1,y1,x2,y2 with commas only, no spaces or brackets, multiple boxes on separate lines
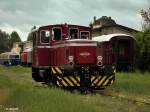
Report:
0,52,19,55
92,33,134,42
24,47,32,52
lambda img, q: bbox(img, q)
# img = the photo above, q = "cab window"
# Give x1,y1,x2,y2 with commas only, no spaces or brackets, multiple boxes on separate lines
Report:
69,29,78,39
52,28,61,41
80,32,89,39
41,30,50,43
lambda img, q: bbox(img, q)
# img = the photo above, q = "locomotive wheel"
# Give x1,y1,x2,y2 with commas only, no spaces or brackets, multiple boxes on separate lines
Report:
32,68,43,82
43,70,52,85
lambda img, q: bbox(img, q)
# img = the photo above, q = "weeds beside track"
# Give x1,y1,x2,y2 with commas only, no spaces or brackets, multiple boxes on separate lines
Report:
0,65,150,112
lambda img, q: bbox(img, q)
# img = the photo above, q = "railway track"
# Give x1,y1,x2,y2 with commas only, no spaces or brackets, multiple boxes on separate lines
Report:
37,82,150,106
94,89,150,106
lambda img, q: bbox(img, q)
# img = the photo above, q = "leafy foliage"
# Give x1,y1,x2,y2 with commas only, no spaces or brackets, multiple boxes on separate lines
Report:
10,31,21,49
134,29,150,71
134,7,150,71
140,8,150,30
0,29,10,53
0,30,22,53
27,33,33,41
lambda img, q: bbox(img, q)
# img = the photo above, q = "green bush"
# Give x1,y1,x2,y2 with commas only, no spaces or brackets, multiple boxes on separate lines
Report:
134,29,150,71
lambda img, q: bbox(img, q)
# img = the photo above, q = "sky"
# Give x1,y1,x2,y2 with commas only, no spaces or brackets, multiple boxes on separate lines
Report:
0,0,149,41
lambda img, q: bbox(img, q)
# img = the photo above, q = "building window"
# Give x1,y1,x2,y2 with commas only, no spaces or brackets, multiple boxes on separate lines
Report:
41,30,50,43
52,28,61,41
80,32,90,39
69,29,78,39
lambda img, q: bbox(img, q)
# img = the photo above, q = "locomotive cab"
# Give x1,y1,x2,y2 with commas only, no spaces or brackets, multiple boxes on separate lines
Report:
32,24,115,91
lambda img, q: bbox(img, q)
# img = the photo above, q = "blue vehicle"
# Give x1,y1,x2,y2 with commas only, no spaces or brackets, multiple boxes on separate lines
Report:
0,52,20,66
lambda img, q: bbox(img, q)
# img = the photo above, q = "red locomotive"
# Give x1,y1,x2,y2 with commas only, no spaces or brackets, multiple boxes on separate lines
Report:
21,48,32,66
31,24,115,91
21,51,27,65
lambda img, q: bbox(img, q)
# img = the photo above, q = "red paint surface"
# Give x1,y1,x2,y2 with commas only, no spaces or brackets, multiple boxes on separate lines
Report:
75,46,96,64
21,52,27,63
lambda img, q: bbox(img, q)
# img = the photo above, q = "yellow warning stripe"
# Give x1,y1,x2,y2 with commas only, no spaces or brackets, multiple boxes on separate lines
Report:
92,76,102,86
70,76,80,86
56,76,80,87
61,79,68,87
97,76,107,86
91,76,95,82
102,75,113,86
57,81,62,87
64,77,74,86
52,68,56,74
75,76,80,86
109,75,113,80
110,80,114,85
103,79,109,86
76,76,80,82
70,76,77,86
55,67,62,74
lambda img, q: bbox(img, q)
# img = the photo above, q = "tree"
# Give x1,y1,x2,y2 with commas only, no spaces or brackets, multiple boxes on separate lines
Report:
140,8,150,30
0,29,10,53
10,31,21,49
27,26,37,41
27,32,33,41
133,7,150,71
134,29,150,71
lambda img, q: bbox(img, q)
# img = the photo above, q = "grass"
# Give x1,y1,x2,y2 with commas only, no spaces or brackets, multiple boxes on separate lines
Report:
0,65,150,112
112,72,150,101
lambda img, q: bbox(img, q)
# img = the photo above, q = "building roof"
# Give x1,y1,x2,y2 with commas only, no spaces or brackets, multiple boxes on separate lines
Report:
93,16,116,26
93,24,138,32
91,16,139,32
92,33,134,42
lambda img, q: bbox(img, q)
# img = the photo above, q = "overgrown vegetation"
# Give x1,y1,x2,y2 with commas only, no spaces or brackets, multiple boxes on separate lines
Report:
113,72,150,99
9,31,21,49
0,66,150,112
134,29,150,71
0,30,10,53
0,30,21,53
134,7,150,71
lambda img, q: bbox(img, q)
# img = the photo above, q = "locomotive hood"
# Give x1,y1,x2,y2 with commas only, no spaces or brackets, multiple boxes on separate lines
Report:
65,39,97,65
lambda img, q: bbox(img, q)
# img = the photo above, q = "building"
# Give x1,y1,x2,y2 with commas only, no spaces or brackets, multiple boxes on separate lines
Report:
11,42,22,53
11,41,33,53
90,16,138,37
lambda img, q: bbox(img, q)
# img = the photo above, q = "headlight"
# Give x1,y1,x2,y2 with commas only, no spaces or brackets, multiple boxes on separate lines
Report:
68,56,74,62
68,56,74,65
97,56,103,66
9,62,11,65
97,56,103,61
